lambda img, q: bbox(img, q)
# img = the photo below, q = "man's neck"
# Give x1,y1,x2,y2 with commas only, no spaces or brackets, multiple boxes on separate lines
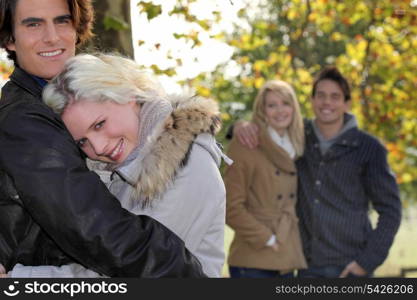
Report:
30,74,48,88
314,119,344,140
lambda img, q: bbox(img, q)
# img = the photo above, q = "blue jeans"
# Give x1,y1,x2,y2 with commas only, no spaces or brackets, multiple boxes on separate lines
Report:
298,265,371,278
229,266,295,278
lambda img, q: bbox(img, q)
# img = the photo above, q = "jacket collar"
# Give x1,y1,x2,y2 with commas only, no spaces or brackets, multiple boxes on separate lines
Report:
306,118,360,147
305,119,361,160
10,66,44,99
258,126,296,173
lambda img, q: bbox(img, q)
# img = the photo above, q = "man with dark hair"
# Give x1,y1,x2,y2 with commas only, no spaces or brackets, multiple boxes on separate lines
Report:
232,66,401,278
0,0,205,277
296,66,401,277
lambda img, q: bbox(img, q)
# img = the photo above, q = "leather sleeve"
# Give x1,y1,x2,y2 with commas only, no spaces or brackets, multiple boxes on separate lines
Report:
0,101,206,278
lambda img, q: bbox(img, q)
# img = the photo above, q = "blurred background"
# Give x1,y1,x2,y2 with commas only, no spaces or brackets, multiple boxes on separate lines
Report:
1,0,416,277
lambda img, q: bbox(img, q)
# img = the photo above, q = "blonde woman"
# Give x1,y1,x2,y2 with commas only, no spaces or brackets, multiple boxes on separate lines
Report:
225,80,307,278
6,53,228,278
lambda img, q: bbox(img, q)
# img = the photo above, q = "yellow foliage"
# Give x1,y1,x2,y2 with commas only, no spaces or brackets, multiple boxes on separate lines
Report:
390,52,401,65
230,39,240,47
401,39,410,50
404,110,417,119
267,53,280,66
221,112,231,122
254,77,265,89
183,0,417,187
297,69,311,83
241,34,250,44
253,60,267,72
331,32,343,41
401,173,413,184
287,10,299,21
308,12,317,22
386,143,398,153
239,56,250,64
196,86,211,97
403,120,416,132
241,77,253,88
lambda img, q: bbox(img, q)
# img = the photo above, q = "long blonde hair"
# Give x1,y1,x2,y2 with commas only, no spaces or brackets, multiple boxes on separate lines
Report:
252,80,304,157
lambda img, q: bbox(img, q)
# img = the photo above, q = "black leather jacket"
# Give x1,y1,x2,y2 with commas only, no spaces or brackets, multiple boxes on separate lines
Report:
0,67,206,277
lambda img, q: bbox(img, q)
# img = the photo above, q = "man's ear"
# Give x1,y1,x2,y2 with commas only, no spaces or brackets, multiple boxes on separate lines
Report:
345,100,352,111
5,39,16,52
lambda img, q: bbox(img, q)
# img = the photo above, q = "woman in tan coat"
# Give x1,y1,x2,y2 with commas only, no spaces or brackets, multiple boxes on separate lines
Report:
225,80,307,278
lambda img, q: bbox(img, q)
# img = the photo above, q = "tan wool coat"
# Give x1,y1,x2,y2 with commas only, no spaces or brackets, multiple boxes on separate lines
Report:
225,128,307,271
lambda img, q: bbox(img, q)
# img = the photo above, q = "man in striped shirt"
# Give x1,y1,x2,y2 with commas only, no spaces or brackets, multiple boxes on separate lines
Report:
295,67,401,277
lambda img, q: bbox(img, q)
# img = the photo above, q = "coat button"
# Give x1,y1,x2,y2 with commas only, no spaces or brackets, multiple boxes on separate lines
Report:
290,172,296,176
289,193,295,198
276,170,280,176
277,194,283,200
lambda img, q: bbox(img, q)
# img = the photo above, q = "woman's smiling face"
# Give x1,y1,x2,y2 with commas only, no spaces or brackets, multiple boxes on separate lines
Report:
264,91,294,136
61,100,140,164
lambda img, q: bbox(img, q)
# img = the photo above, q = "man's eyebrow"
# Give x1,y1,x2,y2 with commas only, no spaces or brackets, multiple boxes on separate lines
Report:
20,14,72,25
21,17,44,25
55,14,72,22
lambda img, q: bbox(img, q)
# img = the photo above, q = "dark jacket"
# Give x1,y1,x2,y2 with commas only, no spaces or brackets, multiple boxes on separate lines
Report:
296,119,401,273
0,67,206,277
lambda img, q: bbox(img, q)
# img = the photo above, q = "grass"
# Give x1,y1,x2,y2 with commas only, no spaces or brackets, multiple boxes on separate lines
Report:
222,206,417,278
374,206,417,277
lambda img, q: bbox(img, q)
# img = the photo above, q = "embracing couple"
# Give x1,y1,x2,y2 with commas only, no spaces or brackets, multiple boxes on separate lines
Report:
0,0,228,278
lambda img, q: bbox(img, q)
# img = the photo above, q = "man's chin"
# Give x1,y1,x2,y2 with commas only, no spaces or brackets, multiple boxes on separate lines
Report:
39,62,68,80
316,117,339,125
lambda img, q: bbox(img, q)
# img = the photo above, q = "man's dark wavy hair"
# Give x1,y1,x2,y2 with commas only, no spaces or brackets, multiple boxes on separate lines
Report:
312,66,351,102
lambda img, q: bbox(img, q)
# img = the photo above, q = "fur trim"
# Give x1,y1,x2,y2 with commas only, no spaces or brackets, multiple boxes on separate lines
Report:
135,95,221,206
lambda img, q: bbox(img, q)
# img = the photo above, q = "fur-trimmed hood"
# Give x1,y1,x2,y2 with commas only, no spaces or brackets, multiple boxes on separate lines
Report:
90,95,223,206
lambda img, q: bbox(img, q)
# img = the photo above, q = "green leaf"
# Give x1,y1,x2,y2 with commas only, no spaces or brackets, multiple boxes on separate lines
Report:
103,15,129,31
138,2,162,20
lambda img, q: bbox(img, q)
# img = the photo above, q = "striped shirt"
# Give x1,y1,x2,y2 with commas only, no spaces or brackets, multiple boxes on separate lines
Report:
296,118,401,273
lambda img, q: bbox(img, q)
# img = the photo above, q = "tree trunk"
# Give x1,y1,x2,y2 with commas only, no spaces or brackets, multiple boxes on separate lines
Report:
88,0,134,58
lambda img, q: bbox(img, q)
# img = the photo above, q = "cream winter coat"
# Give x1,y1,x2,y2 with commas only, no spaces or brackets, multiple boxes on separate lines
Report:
10,96,227,278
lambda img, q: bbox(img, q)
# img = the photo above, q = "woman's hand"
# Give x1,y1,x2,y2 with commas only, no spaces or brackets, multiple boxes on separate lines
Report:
270,242,280,252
